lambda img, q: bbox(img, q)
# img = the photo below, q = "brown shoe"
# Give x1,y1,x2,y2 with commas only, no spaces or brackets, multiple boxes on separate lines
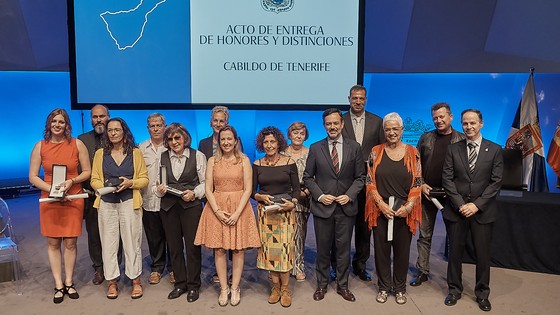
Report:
268,283,281,304
280,285,292,307
131,277,143,299
295,272,306,281
93,270,105,285
106,279,118,299
169,272,176,284
149,272,161,285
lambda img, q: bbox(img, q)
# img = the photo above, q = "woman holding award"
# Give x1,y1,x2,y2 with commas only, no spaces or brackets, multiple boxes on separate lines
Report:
90,117,148,300
364,112,422,305
253,126,299,308
154,123,207,303
29,108,91,304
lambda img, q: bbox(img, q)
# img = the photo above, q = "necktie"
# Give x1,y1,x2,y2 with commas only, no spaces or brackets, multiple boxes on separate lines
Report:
331,141,340,174
355,118,364,145
468,142,477,173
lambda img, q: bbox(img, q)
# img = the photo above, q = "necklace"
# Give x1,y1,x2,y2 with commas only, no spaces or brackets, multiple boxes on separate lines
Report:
264,154,281,166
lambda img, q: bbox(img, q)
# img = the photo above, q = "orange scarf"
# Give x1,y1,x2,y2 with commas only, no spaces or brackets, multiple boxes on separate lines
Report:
364,143,422,234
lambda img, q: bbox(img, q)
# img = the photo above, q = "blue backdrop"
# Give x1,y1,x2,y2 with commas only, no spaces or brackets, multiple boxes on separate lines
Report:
2,71,558,192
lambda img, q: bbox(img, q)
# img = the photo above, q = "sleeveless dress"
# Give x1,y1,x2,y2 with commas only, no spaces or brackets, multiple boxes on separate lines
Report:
194,158,260,250
39,138,84,237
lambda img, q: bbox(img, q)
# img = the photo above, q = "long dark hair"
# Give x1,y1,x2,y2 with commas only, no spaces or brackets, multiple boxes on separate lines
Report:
103,117,136,155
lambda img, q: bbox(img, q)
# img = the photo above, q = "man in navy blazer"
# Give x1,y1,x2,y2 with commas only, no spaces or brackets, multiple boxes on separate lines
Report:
304,108,365,302
341,85,384,281
442,109,503,312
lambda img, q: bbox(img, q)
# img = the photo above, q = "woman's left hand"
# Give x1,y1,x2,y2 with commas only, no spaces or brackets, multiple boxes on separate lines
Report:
394,206,409,218
116,176,132,192
226,211,240,225
278,198,295,212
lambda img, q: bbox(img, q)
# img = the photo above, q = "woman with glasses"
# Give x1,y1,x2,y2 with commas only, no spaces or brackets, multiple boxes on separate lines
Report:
29,108,91,304
90,117,148,300
364,112,422,305
154,123,207,303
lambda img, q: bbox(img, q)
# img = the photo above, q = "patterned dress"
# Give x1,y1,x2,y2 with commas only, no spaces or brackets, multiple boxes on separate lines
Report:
195,158,260,250
253,161,299,272
283,149,310,276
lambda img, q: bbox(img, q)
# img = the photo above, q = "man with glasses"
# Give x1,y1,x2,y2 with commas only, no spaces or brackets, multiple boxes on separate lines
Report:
139,113,173,285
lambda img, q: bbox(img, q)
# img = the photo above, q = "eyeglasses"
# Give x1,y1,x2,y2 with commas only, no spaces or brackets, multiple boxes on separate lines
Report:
107,128,122,134
167,136,182,142
383,127,403,133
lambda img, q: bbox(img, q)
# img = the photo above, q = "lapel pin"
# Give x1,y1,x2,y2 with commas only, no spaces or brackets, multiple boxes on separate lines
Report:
485,148,488,152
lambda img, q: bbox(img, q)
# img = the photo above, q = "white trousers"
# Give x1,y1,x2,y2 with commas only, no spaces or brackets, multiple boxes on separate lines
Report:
98,199,143,280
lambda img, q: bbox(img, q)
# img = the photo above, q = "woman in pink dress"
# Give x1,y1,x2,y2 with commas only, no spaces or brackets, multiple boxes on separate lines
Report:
195,125,260,307
29,108,91,304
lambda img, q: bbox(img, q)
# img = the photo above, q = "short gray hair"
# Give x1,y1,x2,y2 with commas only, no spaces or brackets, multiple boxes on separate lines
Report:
211,106,230,121
147,112,165,125
383,112,403,127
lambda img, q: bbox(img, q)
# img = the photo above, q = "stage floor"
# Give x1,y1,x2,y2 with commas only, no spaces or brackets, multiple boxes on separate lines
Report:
1,193,558,314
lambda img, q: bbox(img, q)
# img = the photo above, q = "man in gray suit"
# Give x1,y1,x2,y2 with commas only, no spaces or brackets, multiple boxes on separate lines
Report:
304,108,365,302
341,85,384,281
442,109,503,312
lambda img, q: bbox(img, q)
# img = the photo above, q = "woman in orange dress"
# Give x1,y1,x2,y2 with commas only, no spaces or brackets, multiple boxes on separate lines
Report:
29,108,91,304
195,125,260,307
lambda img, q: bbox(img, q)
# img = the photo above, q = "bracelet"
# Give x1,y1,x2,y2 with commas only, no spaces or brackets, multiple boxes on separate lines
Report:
70,178,75,184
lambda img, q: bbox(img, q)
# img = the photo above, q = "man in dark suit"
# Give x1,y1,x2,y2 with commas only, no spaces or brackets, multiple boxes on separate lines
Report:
341,84,384,281
198,105,244,160
304,108,365,302
78,104,110,285
442,109,503,312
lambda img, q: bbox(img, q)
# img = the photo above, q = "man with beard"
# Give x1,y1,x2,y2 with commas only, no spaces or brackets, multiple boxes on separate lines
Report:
304,108,365,302
78,104,112,284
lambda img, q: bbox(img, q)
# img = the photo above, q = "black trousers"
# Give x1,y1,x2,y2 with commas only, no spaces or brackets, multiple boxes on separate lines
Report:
372,215,412,293
352,188,370,271
314,206,354,290
142,210,171,274
444,217,493,299
83,196,103,271
160,203,202,291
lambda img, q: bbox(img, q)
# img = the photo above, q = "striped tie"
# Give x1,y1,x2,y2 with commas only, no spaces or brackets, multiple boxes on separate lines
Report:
331,141,340,174
468,142,477,173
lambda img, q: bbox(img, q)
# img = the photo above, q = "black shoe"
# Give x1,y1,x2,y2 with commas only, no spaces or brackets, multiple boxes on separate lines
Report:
444,294,461,306
313,288,327,301
330,270,337,281
168,288,186,299
336,288,356,302
353,269,372,281
64,283,80,299
92,270,105,285
477,298,492,312
187,289,200,302
53,287,65,304
410,272,428,286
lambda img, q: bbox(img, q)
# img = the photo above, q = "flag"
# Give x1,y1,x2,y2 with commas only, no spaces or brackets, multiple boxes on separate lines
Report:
547,120,560,187
505,70,549,192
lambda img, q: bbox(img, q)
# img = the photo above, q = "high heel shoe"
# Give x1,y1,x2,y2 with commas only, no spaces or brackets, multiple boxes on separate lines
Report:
53,287,65,304
230,287,240,306
218,286,230,306
64,283,80,299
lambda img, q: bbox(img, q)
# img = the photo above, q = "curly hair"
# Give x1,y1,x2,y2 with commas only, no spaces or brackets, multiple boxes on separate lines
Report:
103,118,136,155
255,126,288,153
43,108,72,142
163,123,192,149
